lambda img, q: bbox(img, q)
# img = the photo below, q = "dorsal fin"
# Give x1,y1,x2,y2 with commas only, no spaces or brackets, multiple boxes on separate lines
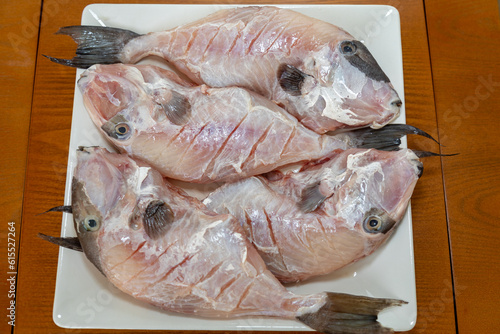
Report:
143,200,174,240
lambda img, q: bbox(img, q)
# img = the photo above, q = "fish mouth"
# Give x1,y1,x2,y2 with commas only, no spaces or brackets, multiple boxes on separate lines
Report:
416,160,424,178
370,91,402,129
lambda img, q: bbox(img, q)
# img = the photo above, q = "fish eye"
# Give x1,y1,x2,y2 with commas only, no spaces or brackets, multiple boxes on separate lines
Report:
83,216,100,232
114,123,131,139
363,215,383,233
340,41,357,55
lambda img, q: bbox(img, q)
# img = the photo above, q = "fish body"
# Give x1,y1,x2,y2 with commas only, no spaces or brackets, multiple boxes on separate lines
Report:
50,6,401,133
204,148,422,282
79,64,347,183
52,146,405,333
79,63,427,183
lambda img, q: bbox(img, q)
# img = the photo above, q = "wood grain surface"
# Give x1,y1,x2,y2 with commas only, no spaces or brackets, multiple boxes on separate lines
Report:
0,1,42,333
426,0,500,333
7,0,494,333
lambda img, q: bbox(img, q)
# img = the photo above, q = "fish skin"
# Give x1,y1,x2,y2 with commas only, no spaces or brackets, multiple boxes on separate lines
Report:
52,6,401,133
68,146,406,332
204,148,422,283
79,63,353,183
124,6,402,132
79,64,426,184
71,147,324,318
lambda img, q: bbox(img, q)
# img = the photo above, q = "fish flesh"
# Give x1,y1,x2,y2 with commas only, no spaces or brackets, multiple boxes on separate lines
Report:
78,63,431,183
204,148,422,282
40,147,406,333
47,6,402,134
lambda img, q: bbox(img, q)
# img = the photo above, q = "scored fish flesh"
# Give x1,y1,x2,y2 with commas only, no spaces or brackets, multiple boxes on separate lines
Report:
204,148,423,282
40,147,406,333
47,6,402,134
78,63,431,183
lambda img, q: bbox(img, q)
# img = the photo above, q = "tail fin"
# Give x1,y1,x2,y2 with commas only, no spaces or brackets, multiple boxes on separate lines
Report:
297,292,407,334
347,124,439,151
44,26,141,68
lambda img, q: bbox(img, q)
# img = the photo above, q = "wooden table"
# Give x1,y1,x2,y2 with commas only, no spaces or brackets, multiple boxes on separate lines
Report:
1,0,498,333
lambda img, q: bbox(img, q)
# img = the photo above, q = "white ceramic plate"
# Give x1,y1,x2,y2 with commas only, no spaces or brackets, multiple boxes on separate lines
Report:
53,4,416,331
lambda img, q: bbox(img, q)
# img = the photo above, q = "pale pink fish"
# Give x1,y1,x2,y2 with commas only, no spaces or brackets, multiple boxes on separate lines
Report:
78,64,418,183
40,147,405,334
204,148,423,283
48,6,402,134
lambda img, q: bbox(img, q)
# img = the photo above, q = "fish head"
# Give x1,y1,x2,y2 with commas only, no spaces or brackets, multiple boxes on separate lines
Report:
330,40,401,129
78,64,191,149
78,64,151,148
71,147,178,278
71,146,132,274
325,148,421,247
287,39,401,132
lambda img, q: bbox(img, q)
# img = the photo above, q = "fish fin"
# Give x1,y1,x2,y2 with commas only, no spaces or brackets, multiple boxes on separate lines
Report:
278,64,309,96
297,292,407,334
299,183,328,213
44,26,141,69
348,124,439,151
157,90,192,125
143,200,175,240
36,205,73,216
413,150,459,158
38,233,83,252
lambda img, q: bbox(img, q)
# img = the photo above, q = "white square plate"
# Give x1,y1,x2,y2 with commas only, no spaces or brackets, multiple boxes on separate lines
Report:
53,4,416,331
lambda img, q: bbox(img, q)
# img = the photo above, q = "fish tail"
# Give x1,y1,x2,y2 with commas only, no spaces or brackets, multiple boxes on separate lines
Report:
298,292,407,334
44,26,141,68
348,124,439,151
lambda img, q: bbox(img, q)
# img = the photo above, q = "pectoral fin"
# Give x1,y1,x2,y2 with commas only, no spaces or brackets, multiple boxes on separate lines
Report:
278,64,310,96
153,90,191,125
143,200,175,240
299,183,329,213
